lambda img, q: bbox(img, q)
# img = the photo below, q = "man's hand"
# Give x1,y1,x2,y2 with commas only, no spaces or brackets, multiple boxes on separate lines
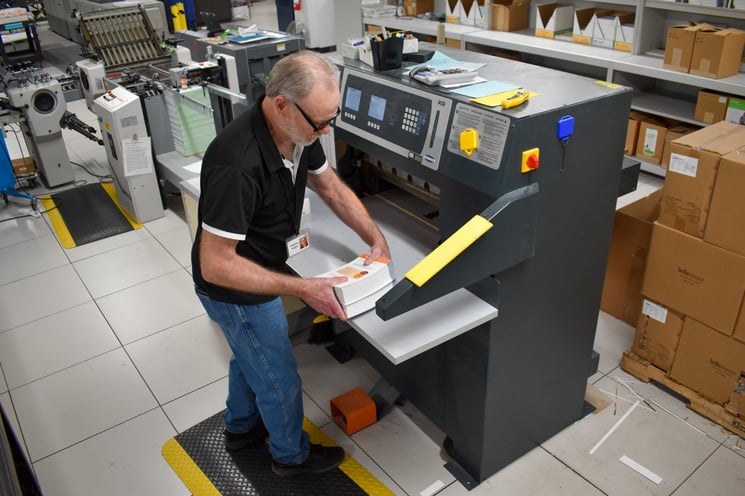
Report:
363,238,391,266
300,276,349,321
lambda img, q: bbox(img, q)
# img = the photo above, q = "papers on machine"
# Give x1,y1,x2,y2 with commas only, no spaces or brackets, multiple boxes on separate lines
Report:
227,25,287,44
321,254,394,317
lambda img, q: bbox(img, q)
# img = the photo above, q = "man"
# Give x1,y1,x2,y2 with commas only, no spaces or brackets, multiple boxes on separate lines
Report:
192,50,390,476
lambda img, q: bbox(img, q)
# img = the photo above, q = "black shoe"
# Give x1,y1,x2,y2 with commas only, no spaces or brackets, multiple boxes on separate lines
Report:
271,443,345,476
224,417,269,451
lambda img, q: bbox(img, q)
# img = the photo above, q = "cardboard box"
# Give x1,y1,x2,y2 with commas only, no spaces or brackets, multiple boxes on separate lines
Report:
661,124,697,169
572,8,609,45
694,90,729,124
614,13,635,52
663,23,713,73
592,11,633,49
624,111,646,156
460,0,486,27
661,122,745,237
704,147,745,257
635,116,670,165
632,299,684,372
725,372,745,417
690,27,745,79
11,157,35,177
600,189,661,326
447,0,464,23
735,296,745,344
670,318,745,406
489,0,530,32
534,3,573,39
403,0,435,16
642,221,745,335
724,97,745,126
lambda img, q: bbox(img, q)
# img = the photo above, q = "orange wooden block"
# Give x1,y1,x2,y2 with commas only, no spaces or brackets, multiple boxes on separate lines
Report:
329,387,377,435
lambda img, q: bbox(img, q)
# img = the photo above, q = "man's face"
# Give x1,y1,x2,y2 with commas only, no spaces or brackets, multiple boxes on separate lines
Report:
285,86,341,147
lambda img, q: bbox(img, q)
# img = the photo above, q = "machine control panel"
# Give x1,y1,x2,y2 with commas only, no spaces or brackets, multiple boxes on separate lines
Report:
336,68,452,171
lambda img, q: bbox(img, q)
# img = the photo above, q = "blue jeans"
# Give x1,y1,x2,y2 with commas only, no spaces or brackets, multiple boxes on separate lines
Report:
196,293,309,464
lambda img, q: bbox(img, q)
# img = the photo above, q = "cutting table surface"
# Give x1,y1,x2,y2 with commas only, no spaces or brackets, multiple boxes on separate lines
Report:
287,189,498,365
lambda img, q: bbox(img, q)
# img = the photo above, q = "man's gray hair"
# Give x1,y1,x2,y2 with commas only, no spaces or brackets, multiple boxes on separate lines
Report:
265,50,340,101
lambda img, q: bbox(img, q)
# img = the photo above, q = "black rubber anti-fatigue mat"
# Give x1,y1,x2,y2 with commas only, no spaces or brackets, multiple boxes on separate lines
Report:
164,411,391,496
53,183,133,246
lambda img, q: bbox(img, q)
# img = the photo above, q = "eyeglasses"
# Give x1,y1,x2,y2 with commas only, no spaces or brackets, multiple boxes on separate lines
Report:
293,101,340,132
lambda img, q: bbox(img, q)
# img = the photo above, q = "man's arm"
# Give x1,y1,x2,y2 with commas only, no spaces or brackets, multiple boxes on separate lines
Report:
308,167,391,263
199,230,349,319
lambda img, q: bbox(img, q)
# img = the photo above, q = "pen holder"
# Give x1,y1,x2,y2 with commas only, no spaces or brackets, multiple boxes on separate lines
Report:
371,36,404,71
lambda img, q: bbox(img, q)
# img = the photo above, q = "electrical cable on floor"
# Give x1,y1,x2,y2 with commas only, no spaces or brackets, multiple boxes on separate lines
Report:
0,193,63,222
71,160,112,180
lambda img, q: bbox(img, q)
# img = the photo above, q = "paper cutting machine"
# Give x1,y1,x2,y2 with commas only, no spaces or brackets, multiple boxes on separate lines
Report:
329,46,633,486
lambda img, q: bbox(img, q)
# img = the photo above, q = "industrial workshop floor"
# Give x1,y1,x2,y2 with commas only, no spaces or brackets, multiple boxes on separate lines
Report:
1,4,744,496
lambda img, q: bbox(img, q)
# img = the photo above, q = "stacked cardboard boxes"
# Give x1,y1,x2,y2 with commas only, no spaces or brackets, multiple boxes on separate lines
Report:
635,121,745,418
663,23,745,78
600,189,661,327
447,0,487,27
625,111,699,167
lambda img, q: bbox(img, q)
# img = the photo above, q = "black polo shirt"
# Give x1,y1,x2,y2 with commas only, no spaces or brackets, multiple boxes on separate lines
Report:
192,97,326,305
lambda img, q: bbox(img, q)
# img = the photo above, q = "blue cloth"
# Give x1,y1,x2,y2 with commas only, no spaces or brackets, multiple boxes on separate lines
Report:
196,293,310,464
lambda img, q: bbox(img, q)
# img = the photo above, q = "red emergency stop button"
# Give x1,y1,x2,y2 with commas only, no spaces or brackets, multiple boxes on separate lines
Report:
521,148,540,173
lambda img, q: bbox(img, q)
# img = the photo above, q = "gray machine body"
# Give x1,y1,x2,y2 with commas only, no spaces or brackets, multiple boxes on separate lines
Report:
44,0,168,45
333,47,632,485
5,79,75,187
178,30,305,106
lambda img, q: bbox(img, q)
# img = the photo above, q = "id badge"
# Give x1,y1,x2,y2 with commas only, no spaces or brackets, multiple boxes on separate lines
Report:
286,230,310,257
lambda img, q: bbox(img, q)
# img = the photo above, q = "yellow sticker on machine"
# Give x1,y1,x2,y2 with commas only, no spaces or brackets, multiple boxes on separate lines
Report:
405,215,493,287
594,80,623,89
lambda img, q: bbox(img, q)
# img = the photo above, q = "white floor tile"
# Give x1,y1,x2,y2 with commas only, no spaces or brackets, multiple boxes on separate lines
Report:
438,446,605,496
64,129,107,165
593,311,636,375
0,234,68,286
302,390,333,428
61,225,153,262
672,445,745,496
350,405,456,495
125,314,231,404
320,419,407,496
156,225,193,267
0,301,120,389
73,237,180,298
616,172,664,210
162,377,228,433
0,366,6,393
543,375,720,495
11,348,157,461
97,269,203,344
608,367,732,444
295,343,382,418
0,265,91,332
33,409,188,496
0,391,29,463
145,207,188,236
723,435,745,458
0,208,51,249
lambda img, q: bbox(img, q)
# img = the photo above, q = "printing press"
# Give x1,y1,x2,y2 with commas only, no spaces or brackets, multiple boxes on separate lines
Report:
287,45,635,486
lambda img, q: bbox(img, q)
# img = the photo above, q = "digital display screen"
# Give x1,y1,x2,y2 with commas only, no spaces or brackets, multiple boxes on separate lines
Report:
368,95,386,121
345,87,361,112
